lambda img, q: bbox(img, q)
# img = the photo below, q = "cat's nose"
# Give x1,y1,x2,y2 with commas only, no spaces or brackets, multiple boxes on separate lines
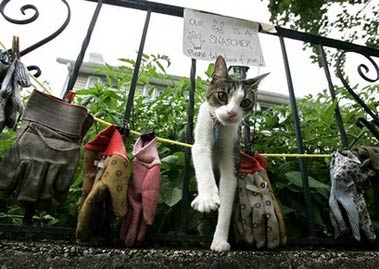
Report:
226,109,237,118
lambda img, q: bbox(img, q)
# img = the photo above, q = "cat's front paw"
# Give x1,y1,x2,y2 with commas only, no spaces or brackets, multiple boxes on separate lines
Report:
210,240,230,252
191,193,220,213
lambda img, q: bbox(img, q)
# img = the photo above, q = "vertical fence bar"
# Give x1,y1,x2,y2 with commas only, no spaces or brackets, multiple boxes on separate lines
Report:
279,36,316,237
180,58,196,234
123,7,152,124
63,0,103,99
318,45,349,149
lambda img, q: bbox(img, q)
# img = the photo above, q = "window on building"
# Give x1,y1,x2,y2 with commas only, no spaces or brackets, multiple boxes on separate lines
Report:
86,75,103,88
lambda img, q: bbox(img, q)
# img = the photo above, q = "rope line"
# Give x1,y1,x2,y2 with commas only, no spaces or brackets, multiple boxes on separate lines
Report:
94,116,331,158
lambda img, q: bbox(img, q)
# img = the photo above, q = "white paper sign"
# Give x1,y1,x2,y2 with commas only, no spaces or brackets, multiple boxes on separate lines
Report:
183,9,265,67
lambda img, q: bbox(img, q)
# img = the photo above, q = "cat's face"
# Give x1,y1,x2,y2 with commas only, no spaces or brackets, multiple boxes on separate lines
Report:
207,56,268,126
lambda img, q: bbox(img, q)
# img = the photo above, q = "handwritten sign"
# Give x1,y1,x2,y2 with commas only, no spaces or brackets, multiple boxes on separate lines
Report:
183,9,265,67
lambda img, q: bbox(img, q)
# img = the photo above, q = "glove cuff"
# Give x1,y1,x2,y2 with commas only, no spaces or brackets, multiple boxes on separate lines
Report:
239,151,265,174
22,90,89,138
103,128,127,159
84,124,116,152
133,137,160,167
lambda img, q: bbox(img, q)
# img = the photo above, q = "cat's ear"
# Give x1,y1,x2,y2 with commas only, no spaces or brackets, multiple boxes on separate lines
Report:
212,56,228,79
245,72,269,88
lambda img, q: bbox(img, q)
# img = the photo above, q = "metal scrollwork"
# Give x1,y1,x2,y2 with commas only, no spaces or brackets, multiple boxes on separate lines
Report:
336,51,379,138
0,0,39,24
1,0,71,56
356,55,379,83
0,0,71,78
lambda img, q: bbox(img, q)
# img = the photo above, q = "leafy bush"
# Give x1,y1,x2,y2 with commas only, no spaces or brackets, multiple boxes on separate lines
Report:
1,53,378,243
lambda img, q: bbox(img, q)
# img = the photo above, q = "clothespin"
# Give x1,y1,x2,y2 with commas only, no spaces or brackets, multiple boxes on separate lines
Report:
64,90,76,103
141,129,155,143
116,119,130,138
12,36,20,60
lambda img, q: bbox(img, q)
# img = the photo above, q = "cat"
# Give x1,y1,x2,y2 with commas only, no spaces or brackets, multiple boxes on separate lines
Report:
191,55,268,252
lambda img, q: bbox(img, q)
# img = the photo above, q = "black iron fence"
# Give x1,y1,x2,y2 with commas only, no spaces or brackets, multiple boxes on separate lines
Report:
1,0,379,247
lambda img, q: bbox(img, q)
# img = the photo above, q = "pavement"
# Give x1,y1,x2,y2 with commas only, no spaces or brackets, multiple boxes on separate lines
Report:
1,239,379,268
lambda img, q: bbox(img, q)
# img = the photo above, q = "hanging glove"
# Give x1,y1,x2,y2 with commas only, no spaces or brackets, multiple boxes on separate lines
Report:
0,89,90,209
0,58,30,132
76,125,130,241
120,134,161,247
79,125,119,208
353,146,379,172
329,150,376,241
233,151,287,249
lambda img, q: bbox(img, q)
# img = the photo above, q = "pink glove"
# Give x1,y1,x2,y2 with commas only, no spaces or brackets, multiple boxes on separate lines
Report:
120,136,161,246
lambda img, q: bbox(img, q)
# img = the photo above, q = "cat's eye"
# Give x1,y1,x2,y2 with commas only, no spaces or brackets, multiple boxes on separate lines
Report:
217,92,228,102
240,99,252,108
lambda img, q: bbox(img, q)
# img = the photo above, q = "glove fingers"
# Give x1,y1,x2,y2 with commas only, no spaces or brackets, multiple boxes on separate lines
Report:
247,175,265,249
0,97,7,132
356,193,376,241
4,96,18,129
141,165,160,225
335,182,361,240
329,211,342,238
53,164,77,203
76,182,107,241
254,173,280,249
260,170,287,245
232,199,243,244
263,195,280,249
38,163,73,204
81,150,102,207
120,209,133,242
0,144,21,197
234,178,247,244
16,161,47,205
101,155,130,218
238,175,255,244
37,163,60,207
270,193,287,245
137,221,149,243
329,193,348,235
123,208,142,247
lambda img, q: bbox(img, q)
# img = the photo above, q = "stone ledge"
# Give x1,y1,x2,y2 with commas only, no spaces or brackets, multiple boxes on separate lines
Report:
1,239,379,269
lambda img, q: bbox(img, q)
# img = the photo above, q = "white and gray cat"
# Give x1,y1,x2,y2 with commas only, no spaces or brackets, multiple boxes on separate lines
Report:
191,55,268,252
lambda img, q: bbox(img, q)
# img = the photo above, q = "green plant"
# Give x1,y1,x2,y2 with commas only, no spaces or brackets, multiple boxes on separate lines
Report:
1,53,378,244
252,84,379,238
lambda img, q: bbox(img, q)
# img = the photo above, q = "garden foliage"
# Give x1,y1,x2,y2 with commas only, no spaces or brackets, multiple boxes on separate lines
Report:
0,54,378,241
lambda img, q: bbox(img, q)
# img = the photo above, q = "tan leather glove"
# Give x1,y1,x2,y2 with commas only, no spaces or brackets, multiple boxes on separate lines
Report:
76,126,130,241
234,151,287,249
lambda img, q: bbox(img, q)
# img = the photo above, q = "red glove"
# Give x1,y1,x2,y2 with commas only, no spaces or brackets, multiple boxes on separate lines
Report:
120,136,161,246
239,151,267,174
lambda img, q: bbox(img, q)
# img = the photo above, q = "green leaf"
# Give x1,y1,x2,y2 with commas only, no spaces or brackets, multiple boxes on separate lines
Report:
161,155,179,166
285,171,329,189
160,179,182,207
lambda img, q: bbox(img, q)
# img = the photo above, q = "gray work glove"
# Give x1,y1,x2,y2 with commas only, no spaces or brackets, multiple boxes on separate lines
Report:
329,150,376,242
0,58,30,132
0,89,91,209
